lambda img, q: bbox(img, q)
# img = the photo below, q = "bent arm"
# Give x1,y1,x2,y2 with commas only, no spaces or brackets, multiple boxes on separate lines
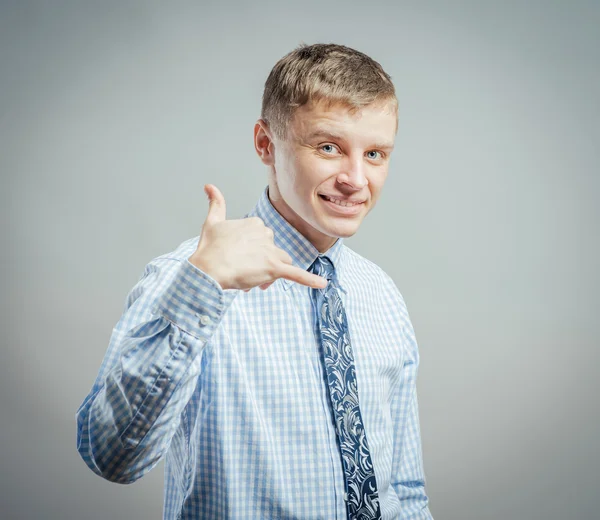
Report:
76,257,237,484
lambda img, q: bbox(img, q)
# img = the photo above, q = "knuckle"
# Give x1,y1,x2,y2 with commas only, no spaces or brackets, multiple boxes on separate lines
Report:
265,253,278,268
265,257,280,277
274,247,292,264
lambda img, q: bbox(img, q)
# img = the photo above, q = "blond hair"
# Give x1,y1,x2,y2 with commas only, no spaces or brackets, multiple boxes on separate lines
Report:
261,43,397,139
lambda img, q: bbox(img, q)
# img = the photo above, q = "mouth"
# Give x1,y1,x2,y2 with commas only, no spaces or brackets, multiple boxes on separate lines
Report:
318,194,366,214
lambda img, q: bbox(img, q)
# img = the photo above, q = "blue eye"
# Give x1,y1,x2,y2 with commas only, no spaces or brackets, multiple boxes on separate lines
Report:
321,144,337,154
366,150,382,160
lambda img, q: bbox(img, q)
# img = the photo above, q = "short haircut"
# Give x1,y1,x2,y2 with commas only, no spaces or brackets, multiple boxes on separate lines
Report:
261,43,398,139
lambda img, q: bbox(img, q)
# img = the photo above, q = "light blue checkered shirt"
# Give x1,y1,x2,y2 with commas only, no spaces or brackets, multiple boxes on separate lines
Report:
76,185,432,519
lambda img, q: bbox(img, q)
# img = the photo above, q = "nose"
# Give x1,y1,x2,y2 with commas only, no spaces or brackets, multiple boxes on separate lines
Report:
337,154,368,189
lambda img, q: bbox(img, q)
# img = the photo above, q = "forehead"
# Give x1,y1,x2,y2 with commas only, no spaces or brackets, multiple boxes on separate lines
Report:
288,99,398,144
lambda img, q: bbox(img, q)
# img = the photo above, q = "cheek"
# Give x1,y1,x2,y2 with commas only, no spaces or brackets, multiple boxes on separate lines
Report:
365,170,387,204
306,155,341,182
370,168,388,189
291,156,330,187
273,152,298,189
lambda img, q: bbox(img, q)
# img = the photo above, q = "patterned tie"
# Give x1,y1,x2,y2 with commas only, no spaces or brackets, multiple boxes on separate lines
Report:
309,255,381,520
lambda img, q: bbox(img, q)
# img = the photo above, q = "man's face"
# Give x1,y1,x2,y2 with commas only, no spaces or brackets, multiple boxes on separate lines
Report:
258,99,397,252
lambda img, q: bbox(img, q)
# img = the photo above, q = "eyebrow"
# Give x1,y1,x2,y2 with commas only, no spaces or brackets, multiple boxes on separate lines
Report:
304,129,395,150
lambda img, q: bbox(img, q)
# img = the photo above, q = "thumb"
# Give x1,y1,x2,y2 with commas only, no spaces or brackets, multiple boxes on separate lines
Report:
204,184,227,224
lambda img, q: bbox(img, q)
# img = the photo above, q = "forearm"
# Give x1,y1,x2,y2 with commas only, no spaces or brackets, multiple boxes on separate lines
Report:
76,258,237,483
76,319,203,483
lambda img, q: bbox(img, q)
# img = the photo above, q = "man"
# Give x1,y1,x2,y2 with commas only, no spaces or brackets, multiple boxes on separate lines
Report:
76,43,433,519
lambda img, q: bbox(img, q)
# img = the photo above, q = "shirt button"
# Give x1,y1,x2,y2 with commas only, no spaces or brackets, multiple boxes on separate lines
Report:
199,314,211,326
343,492,348,501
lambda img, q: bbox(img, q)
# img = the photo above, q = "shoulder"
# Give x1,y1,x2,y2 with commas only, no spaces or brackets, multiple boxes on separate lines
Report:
341,244,409,314
342,246,419,360
341,245,402,295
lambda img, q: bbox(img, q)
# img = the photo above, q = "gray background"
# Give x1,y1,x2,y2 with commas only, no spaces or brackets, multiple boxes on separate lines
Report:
1,1,598,519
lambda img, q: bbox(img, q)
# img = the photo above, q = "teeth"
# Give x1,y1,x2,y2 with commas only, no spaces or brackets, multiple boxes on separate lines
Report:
323,195,360,207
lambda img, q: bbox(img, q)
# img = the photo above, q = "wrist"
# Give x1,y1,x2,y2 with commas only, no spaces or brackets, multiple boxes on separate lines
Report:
187,254,231,290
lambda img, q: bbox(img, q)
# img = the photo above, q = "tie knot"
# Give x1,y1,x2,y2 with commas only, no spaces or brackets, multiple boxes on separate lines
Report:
309,255,335,281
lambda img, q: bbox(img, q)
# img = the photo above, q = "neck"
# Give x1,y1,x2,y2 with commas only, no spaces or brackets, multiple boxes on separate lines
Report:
267,185,337,253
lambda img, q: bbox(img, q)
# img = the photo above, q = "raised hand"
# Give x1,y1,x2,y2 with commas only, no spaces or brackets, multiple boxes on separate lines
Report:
188,184,328,292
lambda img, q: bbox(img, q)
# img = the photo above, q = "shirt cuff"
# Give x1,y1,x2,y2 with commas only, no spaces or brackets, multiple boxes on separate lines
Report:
153,259,239,340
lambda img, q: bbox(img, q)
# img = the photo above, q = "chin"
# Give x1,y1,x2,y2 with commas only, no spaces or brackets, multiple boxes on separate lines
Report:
317,220,362,239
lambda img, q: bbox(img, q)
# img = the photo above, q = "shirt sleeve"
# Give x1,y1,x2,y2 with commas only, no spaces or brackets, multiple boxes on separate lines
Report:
388,282,434,518
76,256,238,484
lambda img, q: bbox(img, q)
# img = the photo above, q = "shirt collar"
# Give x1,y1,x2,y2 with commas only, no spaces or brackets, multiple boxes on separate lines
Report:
245,186,346,292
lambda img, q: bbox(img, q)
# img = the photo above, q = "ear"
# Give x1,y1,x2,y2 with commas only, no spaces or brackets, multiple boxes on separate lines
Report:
254,119,275,166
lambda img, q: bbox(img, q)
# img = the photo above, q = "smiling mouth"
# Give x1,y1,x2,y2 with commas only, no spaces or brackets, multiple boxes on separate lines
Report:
318,194,365,207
